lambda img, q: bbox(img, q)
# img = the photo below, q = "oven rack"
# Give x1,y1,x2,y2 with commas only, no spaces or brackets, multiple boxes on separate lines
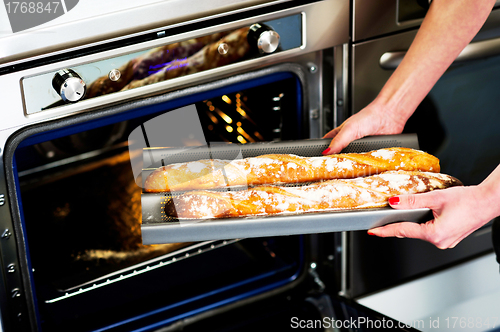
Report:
45,239,239,304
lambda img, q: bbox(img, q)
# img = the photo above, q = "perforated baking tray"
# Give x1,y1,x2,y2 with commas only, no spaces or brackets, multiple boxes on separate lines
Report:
141,134,432,244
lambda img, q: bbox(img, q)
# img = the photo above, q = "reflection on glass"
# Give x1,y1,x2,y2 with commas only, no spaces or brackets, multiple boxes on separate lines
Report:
85,28,251,99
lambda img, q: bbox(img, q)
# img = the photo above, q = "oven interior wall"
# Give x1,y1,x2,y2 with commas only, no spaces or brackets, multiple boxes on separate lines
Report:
13,72,310,331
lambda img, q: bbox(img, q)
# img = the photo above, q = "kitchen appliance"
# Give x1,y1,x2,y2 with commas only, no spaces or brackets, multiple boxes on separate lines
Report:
2,0,499,331
0,1,359,331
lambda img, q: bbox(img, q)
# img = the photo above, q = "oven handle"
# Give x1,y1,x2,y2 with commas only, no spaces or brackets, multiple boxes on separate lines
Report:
379,37,500,70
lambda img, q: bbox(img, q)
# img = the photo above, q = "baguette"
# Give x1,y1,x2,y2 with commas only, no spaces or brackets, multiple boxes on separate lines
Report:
144,147,440,193
165,171,462,219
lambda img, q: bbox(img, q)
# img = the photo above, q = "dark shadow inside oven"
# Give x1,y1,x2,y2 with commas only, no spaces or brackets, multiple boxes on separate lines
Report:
13,72,309,331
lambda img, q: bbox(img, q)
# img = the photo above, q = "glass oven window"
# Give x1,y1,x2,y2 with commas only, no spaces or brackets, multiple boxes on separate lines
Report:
12,72,305,331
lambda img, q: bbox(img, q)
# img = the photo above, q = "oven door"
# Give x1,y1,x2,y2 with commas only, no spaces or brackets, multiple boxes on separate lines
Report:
348,0,500,307
4,67,311,332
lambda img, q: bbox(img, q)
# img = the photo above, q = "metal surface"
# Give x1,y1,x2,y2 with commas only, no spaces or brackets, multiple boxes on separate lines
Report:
258,30,281,53
0,0,289,65
352,6,500,113
352,0,423,42
22,13,303,115
380,36,500,70
353,1,500,43
0,149,30,331
333,43,348,129
0,0,348,131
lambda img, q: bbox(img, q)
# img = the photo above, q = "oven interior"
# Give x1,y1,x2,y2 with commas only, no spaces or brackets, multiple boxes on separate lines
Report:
12,71,309,331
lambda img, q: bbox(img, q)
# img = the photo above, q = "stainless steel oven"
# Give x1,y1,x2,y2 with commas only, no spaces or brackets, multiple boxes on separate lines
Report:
0,1,356,331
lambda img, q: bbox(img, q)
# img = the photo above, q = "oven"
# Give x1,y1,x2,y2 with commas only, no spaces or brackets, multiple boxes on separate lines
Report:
0,1,357,331
348,0,500,327
3,1,499,331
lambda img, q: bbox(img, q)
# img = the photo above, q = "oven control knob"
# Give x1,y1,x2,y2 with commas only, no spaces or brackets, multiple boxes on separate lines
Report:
248,23,280,54
52,69,86,103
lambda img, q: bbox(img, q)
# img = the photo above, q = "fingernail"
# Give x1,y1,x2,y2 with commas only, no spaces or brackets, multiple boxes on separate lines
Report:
367,230,375,236
322,147,332,155
389,196,400,205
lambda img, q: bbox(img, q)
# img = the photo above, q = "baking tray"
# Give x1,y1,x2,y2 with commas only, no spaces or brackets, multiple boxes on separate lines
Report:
141,134,430,244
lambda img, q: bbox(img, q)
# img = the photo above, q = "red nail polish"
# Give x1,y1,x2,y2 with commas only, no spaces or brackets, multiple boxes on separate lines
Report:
367,230,375,235
389,196,400,205
322,147,331,155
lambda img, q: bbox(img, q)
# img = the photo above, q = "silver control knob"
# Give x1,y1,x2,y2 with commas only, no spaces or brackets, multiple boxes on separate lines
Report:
248,23,281,54
52,69,86,102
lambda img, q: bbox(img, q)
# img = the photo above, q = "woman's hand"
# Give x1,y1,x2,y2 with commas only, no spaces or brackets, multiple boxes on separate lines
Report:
368,174,500,249
322,102,407,154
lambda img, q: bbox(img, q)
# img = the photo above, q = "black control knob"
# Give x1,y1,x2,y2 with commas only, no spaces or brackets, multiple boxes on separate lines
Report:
52,69,86,102
248,23,280,54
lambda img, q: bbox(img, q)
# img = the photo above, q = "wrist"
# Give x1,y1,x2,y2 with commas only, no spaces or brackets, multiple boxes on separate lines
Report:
369,94,412,133
475,179,500,223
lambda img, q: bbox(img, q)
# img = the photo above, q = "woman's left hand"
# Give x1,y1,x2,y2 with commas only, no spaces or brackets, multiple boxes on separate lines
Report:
368,185,496,249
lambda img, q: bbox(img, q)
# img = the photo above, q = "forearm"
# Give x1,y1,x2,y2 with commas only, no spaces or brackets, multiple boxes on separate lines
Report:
476,164,500,222
373,0,496,122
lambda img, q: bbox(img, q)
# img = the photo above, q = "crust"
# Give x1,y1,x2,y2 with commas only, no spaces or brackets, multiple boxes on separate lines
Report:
144,147,440,192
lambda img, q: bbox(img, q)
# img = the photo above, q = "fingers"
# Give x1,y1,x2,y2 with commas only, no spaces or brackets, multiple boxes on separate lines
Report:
368,221,429,240
388,191,440,211
322,122,361,155
368,221,465,250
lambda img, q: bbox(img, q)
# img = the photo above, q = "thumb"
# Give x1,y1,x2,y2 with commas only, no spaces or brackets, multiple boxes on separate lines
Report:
323,127,357,155
388,191,439,211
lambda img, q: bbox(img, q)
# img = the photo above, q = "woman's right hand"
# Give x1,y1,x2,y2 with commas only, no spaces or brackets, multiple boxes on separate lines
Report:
322,102,407,155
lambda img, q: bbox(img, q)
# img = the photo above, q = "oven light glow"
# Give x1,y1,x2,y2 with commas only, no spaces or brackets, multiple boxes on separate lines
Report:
206,111,218,124
226,125,234,133
236,107,246,117
216,109,233,124
236,122,242,127
237,127,255,143
221,95,232,104
254,131,265,141
237,135,247,144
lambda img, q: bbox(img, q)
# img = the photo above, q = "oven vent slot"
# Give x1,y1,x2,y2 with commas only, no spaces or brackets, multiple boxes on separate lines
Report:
45,239,239,304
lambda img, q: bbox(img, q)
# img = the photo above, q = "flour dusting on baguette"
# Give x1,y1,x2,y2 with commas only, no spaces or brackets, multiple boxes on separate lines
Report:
144,147,440,193
166,171,462,219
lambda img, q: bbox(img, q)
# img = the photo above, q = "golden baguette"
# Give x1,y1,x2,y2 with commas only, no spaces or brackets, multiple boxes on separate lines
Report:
144,147,440,192
165,171,461,219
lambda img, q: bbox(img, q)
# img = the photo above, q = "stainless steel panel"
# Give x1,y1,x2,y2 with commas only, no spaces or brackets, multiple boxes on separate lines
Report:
0,0,348,133
353,0,500,42
351,29,416,113
352,0,422,42
352,8,500,113
0,0,287,65
22,14,304,115
380,36,500,70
